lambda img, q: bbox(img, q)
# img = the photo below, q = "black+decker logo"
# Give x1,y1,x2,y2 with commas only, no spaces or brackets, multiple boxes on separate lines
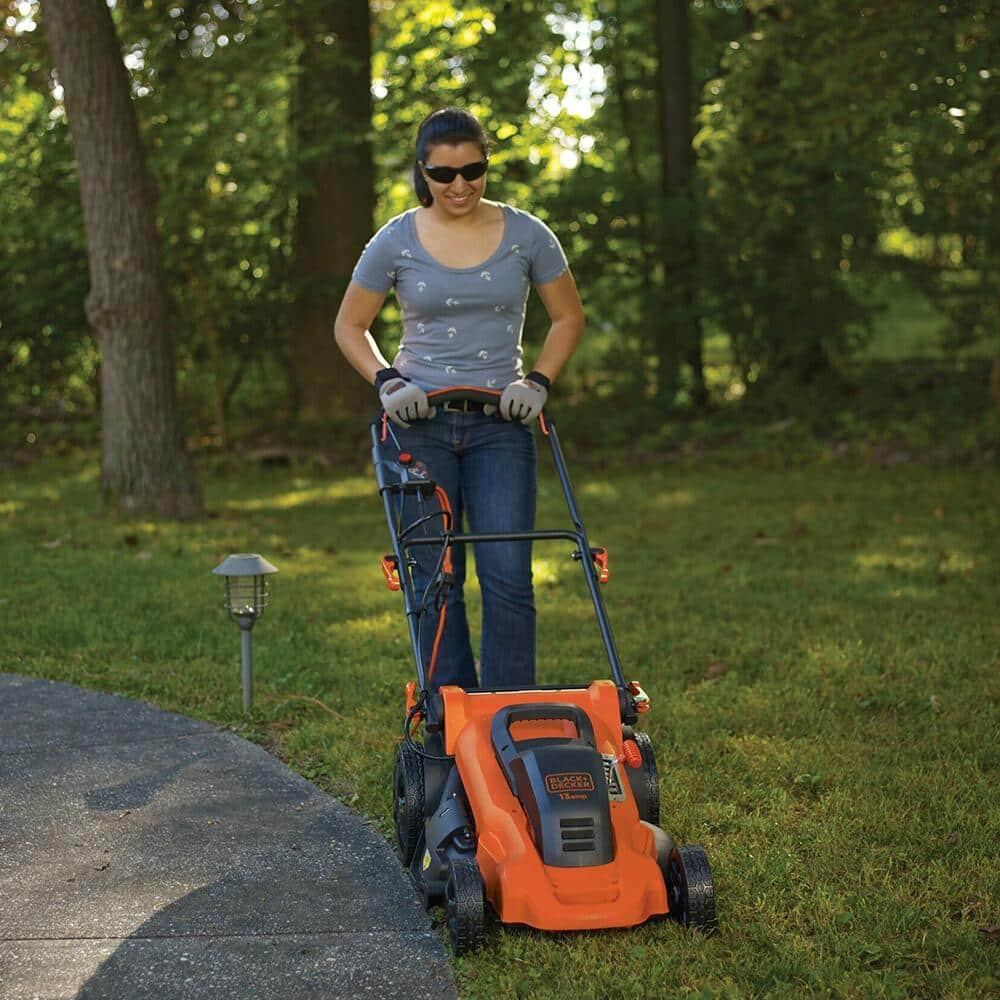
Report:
545,772,595,795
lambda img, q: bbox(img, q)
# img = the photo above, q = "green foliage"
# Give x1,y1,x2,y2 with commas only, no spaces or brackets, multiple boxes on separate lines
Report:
0,59,92,419
114,1,299,438
873,1,996,352
691,0,995,389
695,4,881,385
0,0,995,444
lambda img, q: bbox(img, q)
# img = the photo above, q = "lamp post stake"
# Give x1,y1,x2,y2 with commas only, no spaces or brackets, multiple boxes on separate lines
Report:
240,621,253,713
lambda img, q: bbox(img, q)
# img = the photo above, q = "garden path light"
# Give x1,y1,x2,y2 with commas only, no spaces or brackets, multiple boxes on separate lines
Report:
212,553,278,713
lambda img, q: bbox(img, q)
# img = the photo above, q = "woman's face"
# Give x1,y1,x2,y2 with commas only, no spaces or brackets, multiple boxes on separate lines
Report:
422,140,488,217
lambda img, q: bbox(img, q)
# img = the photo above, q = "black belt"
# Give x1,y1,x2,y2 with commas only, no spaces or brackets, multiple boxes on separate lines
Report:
438,399,488,413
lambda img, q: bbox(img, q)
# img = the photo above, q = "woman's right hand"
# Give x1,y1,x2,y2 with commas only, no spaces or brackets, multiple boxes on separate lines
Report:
377,370,437,428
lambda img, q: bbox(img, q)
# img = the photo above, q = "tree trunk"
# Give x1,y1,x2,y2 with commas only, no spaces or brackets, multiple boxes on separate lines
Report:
40,0,201,519
654,0,708,409
602,5,659,397
290,0,375,430
991,348,1000,417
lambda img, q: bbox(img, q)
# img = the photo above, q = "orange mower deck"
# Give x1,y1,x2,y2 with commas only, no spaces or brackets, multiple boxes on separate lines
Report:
442,682,669,931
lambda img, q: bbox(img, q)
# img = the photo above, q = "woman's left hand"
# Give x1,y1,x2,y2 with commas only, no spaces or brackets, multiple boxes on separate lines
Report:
490,375,548,423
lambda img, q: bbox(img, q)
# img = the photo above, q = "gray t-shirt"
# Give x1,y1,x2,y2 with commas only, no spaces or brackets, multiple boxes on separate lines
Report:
351,203,568,391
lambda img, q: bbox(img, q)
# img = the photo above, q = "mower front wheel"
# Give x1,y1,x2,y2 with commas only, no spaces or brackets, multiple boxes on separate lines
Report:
445,858,486,955
392,741,424,866
666,844,717,935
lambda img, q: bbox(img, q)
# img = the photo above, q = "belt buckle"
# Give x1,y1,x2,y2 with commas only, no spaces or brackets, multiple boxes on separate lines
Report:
442,399,471,413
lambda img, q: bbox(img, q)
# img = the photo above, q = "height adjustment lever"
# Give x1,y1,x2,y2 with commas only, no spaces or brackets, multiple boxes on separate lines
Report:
591,546,610,584
380,554,401,591
574,545,610,584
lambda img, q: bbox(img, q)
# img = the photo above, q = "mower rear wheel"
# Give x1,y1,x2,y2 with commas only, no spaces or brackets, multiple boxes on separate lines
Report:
625,731,660,826
666,844,717,935
392,741,424,866
445,858,486,955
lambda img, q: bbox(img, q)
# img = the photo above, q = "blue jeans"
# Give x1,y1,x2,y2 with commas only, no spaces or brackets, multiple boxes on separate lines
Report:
381,411,537,690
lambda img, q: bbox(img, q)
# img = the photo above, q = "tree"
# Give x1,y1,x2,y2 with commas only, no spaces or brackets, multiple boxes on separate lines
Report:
695,1,883,395
39,0,201,517
289,0,374,428
654,0,707,408
112,0,300,446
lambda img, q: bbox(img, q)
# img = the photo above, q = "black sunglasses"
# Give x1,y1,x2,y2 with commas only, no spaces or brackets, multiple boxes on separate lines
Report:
419,159,489,184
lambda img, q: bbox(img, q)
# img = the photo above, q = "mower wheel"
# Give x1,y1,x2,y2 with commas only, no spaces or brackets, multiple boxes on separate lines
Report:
392,741,424,866
445,858,486,955
666,844,717,935
625,731,660,827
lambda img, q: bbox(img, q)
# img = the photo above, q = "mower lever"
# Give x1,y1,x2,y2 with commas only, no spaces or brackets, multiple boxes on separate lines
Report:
592,547,609,584
571,546,610,584
380,554,401,591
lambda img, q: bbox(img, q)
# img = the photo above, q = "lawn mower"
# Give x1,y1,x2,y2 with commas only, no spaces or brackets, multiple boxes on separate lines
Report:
371,387,716,953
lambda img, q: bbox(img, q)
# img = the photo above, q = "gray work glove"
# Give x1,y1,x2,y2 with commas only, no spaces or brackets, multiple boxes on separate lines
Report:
376,368,436,428
488,371,550,423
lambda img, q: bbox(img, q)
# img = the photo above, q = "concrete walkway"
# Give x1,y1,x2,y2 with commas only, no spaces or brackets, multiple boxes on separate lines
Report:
0,674,457,1000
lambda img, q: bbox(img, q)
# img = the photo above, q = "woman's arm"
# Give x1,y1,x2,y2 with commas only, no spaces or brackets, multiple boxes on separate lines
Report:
333,281,392,385
530,269,586,383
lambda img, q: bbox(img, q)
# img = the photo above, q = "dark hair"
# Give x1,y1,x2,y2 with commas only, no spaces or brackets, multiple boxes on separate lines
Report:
413,107,491,207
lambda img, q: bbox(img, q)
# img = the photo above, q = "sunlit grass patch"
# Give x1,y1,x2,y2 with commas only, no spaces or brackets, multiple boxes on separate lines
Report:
579,480,619,500
854,549,933,573
647,488,698,509
227,477,372,510
530,555,565,587
338,609,397,637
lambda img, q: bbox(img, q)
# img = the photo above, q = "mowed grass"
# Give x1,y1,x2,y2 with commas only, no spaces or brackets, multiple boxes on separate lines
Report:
1,449,997,998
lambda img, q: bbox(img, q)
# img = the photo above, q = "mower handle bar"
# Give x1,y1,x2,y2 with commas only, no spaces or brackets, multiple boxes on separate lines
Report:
426,385,502,406
371,389,629,701
404,528,581,548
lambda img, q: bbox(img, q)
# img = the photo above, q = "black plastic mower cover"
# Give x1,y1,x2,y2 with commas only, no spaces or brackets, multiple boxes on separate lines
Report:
491,704,614,868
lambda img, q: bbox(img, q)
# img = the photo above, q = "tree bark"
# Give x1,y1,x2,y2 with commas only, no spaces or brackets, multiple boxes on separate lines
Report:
991,348,1000,417
654,0,708,408
40,0,201,518
601,6,659,395
290,0,375,429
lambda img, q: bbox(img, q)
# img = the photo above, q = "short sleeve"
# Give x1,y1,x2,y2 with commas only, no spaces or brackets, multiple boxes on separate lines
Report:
528,215,568,285
351,220,399,293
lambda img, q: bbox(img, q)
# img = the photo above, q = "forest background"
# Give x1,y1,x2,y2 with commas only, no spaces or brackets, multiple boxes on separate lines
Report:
1,0,996,506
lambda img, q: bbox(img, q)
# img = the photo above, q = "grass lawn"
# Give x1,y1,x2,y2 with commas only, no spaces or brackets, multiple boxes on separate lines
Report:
2,447,997,998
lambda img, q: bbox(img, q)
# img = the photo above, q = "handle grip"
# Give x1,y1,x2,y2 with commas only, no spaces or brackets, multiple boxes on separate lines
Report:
493,702,597,749
427,385,501,406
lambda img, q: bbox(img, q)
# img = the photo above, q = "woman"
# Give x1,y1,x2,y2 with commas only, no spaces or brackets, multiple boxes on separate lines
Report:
334,107,585,691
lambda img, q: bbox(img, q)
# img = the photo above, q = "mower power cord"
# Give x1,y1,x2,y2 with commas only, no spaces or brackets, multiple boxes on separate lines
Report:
403,696,454,762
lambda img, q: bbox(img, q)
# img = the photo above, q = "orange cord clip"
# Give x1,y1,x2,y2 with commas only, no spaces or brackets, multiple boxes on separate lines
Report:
538,410,550,436
380,412,388,443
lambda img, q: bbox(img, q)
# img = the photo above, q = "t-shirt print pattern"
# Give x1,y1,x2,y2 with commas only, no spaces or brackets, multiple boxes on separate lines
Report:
351,203,568,391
